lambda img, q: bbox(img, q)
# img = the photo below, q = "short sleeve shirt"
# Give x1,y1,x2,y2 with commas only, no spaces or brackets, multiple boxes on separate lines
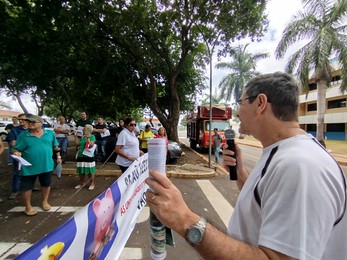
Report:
13,129,59,176
77,135,96,158
115,129,140,167
93,123,108,140
53,123,70,138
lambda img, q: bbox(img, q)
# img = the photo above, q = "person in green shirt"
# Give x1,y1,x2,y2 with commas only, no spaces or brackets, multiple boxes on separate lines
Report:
12,115,61,216
73,124,96,190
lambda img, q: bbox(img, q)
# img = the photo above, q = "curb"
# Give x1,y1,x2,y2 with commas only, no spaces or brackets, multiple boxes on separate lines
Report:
179,141,228,176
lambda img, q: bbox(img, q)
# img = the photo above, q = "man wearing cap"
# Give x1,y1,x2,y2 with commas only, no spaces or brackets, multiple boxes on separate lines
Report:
12,115,62,216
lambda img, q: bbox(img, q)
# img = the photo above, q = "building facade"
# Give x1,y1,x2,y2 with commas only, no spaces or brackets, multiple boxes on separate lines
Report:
298,68,347,140
0,110,21,123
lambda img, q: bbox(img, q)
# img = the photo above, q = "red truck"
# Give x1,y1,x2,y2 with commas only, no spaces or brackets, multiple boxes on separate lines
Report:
187,104,232,150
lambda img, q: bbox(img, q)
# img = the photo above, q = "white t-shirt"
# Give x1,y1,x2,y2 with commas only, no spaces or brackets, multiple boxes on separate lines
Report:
53,123,70,138
115,128,140,167
228,134,347,260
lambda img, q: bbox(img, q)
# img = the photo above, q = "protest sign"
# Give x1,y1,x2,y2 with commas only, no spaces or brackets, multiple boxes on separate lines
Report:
17,154,149,260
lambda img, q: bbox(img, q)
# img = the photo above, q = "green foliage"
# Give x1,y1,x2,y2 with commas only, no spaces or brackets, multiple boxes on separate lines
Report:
215,44,269,106
0,0,268,141
275,0,347,92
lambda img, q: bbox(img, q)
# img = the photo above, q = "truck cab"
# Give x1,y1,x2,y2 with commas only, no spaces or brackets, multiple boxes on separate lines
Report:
187,104,232,151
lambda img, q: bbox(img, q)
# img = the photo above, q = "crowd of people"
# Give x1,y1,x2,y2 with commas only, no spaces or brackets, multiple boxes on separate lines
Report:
2,111,168,216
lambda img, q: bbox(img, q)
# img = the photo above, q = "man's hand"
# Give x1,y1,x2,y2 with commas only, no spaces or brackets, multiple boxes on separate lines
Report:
12,151,21,157
222,143,248,190
145,170,199,237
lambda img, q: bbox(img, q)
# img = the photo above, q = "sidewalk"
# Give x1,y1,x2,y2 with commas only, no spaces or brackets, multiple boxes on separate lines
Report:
57,137,347,179
60,160,216,179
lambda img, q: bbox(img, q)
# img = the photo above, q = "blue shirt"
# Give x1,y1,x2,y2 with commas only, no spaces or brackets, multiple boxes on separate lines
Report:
7,126,28,142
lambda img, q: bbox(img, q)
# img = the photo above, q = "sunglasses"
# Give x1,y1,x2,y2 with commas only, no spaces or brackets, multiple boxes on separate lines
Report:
129,123,137,127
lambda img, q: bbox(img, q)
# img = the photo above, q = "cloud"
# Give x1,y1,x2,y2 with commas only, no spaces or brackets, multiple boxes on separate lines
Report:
210,0,305,95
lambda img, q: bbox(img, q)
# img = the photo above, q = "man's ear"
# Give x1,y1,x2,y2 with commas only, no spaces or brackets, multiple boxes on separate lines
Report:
256,94,269,113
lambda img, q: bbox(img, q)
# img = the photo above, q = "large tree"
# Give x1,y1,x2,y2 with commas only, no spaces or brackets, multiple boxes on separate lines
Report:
215,44,269,106
1,0,268,141
94,0,268,141
275,0,347,141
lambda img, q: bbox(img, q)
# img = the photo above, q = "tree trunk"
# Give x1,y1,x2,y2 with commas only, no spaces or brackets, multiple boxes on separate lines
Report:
316,80,327,141
14,92,29,114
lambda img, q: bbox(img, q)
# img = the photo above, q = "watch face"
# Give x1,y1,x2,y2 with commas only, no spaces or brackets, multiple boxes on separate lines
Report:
188,228,202,243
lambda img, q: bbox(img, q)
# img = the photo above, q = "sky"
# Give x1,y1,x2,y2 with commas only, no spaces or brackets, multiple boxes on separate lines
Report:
210,0,304,96
1,0,304,114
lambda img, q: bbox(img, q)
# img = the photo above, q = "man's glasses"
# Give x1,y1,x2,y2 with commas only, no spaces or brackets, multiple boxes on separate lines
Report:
237,95,258,105
129,123,137,127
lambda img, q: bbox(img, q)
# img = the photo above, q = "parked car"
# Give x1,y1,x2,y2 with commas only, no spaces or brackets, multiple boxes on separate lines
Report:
146,127,183,163
0,122,9,141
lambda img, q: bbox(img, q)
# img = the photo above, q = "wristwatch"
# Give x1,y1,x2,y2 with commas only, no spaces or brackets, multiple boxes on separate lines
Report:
185,217,207,246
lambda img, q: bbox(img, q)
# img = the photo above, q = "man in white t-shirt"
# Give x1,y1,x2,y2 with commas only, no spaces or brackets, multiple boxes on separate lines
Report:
144,72,347,259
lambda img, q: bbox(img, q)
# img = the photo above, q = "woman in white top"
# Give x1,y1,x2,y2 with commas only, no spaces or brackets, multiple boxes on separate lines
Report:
115,118,144,173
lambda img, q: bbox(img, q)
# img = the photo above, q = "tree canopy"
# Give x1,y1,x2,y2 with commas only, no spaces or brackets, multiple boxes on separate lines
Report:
0,0,268,141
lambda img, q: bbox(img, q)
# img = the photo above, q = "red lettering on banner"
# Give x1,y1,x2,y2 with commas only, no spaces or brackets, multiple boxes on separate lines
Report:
120,180,146,216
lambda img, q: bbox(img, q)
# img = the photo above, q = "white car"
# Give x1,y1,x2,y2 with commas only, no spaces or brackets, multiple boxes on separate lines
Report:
0,122,8,141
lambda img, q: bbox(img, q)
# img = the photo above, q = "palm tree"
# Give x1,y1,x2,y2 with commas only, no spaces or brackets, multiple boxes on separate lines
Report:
275,0,347,142
201,91,224,105
215,44,269,106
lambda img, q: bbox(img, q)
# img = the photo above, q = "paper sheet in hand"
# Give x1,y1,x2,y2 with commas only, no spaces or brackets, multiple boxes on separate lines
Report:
148,138,166,174
10,155,32,166
101,129,110,138
82,144,97,157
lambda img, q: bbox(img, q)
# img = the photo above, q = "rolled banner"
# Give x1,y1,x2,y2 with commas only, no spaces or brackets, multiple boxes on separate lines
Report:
148,138,168,260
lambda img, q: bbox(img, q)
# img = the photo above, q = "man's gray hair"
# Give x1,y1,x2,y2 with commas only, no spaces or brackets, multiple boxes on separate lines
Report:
244,72,299,121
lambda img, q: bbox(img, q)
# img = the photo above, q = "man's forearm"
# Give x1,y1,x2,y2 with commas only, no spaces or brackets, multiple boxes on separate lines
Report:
194,224,267,260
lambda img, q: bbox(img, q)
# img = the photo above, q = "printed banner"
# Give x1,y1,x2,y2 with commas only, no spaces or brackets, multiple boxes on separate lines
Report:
17,154,149,260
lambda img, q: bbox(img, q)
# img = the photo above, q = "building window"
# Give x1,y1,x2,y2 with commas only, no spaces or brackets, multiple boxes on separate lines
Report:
326,123,344,132
327,98,347,109
308,83,317,90
331,75,341,84
307,124,316,131
307,103,317,111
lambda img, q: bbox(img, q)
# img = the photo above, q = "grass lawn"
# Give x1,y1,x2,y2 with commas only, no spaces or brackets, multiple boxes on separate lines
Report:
325,140,347,154
240,135,347,154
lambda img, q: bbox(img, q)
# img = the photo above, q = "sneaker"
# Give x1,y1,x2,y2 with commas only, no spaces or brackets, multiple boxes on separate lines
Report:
75,184,82,189
88,184,95,191
8,163,13,166
0,198,3,203
9,192,18,199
